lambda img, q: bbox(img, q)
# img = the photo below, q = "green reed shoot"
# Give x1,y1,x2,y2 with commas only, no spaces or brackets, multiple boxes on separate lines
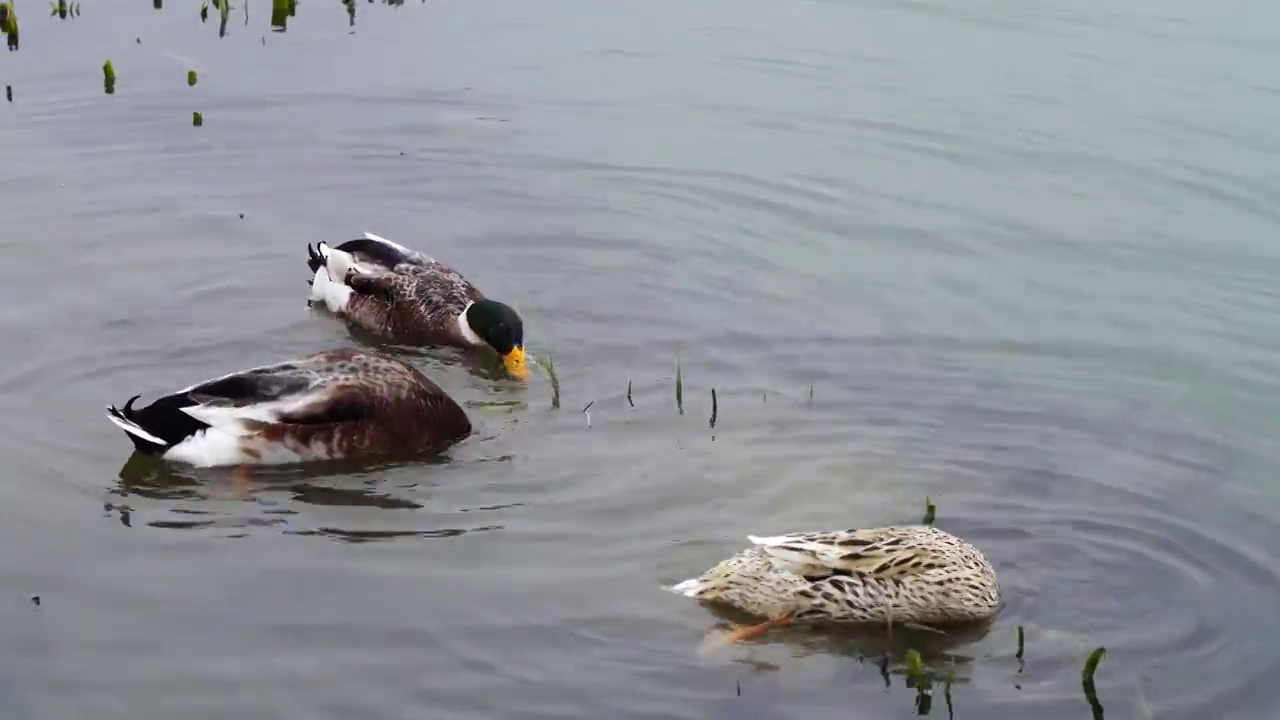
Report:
1082,646,1105,684
532,351,560,409
904,649,932,713
103,60,116,94
50,0,77,18
922,496,936,525
192,111,203,127
200,0,208,22
1016,625,1025,660
675,360,683,414
187,70,197,86
1082,647,1106,720
709,388,718,429
2,1,18,51
271,0,294,29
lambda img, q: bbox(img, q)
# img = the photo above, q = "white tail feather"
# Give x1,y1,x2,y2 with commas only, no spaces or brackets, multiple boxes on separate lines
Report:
105,409,168,446
361,231,433,263
362,231,415,254
669,578,705,597
310,264,352,312
325,246,362,282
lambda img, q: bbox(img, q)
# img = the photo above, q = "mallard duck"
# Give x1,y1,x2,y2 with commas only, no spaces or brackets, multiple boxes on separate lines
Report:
104,347,472,467
306,232,528,381
671,525,1000,638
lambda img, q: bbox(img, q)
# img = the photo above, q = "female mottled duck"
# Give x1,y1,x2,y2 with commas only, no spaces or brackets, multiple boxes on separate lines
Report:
671,525,1001,640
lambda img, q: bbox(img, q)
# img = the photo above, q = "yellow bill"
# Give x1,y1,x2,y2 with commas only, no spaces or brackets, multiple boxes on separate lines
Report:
503,346,529,380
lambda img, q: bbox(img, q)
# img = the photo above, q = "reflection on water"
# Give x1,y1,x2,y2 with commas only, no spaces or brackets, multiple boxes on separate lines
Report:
109,452,508,540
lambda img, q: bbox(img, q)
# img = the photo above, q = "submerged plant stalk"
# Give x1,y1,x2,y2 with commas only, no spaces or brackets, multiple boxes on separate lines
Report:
709,388,718,428
675,360,683,414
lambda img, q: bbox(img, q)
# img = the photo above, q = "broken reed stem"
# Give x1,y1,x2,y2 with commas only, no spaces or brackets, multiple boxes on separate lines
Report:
626,379,633,407
102,59,116,94
922,496,936,524
1016,625,1025,660
709,388,718,428
675,360,683,414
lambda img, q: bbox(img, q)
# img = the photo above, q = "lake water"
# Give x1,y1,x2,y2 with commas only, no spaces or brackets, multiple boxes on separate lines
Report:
2,1,1280,718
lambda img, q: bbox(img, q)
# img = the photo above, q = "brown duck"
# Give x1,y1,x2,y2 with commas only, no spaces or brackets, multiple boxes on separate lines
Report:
104,347,472,467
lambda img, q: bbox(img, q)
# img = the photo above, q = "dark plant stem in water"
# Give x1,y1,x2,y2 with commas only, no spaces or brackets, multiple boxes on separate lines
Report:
944,669,954,719
626,379,633,407
1016,625,1025,660
5,84,11,102
709,388,718,428
675,360,683,414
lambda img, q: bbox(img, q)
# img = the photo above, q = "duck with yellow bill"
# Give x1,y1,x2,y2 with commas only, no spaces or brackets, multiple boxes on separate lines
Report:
306,232,528,380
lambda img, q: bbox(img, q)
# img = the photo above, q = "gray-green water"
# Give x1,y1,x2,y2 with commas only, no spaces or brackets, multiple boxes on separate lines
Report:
2,1,1279,718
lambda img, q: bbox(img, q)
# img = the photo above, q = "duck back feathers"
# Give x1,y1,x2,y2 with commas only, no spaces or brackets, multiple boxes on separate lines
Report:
105,348,472,467
671,525,1001,625
307,234,484,347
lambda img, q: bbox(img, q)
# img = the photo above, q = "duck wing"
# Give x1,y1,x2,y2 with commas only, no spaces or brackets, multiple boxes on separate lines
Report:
333,231,434,272
747,527,940,580
106,352,375,454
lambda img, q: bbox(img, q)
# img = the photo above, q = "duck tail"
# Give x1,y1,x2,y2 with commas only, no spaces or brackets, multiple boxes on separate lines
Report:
306,241,331,276
669,577,708,597
105,394,209,455
307,242,357,312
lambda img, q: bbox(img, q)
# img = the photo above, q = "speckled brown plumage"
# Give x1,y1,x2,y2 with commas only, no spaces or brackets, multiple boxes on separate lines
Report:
105,348,472,467
671,525,1001,625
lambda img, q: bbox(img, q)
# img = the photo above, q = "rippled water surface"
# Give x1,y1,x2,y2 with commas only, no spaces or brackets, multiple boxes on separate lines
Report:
2,1,1280,718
